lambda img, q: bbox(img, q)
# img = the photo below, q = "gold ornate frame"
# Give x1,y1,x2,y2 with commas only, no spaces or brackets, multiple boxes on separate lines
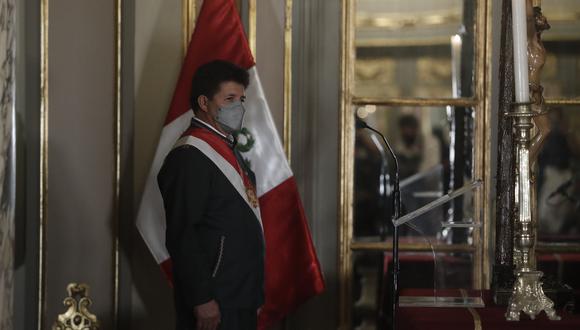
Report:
339,1,580,327
39,0,49,328
339,1,493,328
113,0,123,327
283,0,293,161
248,0,256,58
182,0,196,56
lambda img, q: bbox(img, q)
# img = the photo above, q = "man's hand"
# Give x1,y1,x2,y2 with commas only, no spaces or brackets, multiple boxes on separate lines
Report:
194,300,221,330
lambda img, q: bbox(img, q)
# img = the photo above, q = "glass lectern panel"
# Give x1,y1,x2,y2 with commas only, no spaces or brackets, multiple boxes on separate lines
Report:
396,181,484,308
350,182,484,330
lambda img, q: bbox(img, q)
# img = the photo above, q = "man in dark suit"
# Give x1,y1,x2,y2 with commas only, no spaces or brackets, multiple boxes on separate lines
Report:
158,60,264,330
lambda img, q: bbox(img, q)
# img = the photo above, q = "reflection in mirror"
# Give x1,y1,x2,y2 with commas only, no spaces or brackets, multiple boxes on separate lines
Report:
537,252,580,295
353,106,475,243
537,106,580,243
354,0,476,98
537,0,580,98
351,251,385,330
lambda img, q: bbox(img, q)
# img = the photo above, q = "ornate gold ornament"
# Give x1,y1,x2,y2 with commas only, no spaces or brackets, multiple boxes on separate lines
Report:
246,185,259,208
52,283,99,330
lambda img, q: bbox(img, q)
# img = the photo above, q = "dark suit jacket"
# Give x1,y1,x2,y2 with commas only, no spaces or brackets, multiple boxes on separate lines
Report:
158,138,264,326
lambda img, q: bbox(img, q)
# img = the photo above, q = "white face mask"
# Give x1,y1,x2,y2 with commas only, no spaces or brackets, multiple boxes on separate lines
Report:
216,101,246,133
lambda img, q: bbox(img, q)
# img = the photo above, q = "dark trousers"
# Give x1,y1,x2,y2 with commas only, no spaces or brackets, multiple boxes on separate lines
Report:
176,308,257,330
220,309,257,330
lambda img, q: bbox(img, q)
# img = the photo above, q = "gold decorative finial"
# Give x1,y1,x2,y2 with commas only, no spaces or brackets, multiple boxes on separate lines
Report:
52,283,100,330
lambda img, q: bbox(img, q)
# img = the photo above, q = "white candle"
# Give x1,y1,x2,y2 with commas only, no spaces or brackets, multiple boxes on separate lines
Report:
451,34,462,98
512,0,530,103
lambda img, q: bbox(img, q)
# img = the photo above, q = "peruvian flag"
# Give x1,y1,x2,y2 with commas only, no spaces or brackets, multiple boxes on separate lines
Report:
135,0,325,328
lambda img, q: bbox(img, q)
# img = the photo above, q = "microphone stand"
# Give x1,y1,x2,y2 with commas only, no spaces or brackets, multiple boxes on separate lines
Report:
358,120,401,330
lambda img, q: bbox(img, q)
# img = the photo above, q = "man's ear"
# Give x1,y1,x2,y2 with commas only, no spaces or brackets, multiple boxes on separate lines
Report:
197,95,209,113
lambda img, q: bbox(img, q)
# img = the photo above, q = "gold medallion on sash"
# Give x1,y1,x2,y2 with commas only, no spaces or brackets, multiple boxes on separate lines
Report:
238,167,259,208
246,185,259,208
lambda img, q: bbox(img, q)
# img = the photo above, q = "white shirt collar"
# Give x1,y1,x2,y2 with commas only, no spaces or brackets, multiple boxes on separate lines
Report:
192,116,234,143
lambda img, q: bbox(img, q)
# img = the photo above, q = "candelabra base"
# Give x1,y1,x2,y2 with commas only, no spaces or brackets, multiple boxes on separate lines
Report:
506,270,561,321
493,265,575,311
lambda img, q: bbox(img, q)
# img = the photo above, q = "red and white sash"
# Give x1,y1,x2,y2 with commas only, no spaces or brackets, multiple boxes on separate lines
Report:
174,127,263,229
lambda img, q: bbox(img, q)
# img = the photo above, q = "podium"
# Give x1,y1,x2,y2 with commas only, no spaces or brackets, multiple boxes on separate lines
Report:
392,180,485,309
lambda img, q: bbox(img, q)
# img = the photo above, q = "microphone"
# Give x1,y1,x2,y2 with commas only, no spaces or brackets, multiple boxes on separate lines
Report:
356,119,400,214
356,118,368,129
357,118,400,329
548,178,574,199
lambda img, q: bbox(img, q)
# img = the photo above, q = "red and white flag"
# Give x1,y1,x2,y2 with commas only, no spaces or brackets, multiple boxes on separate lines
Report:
136,0,325,328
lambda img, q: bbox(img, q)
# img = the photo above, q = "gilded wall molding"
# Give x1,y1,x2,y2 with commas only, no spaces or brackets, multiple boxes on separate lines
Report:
39,0,49,328
248,0,256,59
472,0,491,291
283,0,293,162
113,0,122,327
338,0,355,328
545,98,580,105
482,0,495,289
182,0,196,56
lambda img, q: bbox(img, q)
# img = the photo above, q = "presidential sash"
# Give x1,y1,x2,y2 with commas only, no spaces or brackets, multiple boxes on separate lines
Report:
174,127,263,229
